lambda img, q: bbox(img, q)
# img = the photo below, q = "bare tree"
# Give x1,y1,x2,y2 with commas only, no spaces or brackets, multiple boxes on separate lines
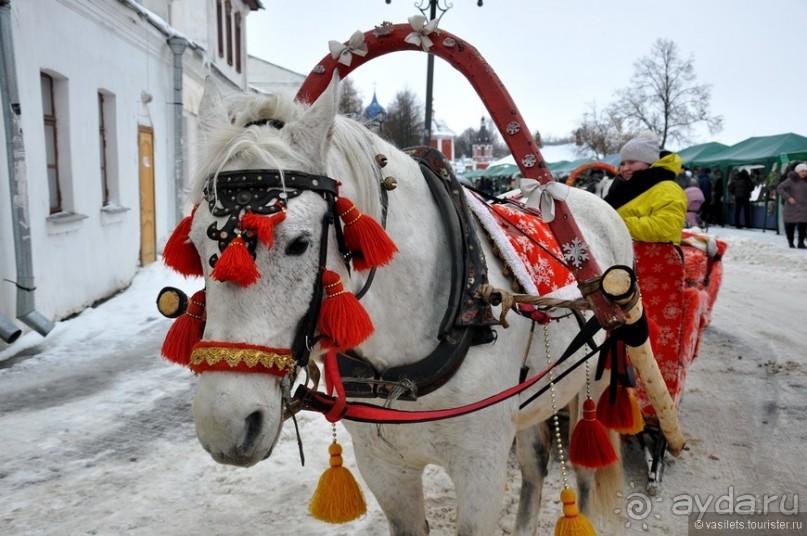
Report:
482,117,509,159
454,127,476,159
614,38,722,147
455,119,509,159
575,103,638,159
338,77,363,118
381,88,424,148
540,133,575,145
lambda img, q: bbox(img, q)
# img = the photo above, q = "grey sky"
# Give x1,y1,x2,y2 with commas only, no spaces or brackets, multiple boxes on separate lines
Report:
248,0,806,149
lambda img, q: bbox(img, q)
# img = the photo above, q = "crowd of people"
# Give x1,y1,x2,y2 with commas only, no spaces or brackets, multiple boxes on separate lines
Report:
466,133,806,251
672,166,728,228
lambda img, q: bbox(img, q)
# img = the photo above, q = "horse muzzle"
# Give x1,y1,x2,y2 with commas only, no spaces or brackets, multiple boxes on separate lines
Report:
192,371,285,467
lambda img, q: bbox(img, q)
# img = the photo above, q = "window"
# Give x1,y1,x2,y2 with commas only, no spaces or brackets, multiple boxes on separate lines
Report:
98,93,109,205
98,91,118,207
225,1,233,66
235,12,242,73
216,0,243,73
216,0,223,58
42,73,62,214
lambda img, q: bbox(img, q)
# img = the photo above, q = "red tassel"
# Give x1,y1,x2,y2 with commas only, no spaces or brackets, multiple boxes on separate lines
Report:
597,385,644,434
163,208,203,277
241,211,286,248
335,197,397,271
161,290,205,365
318,269,373,350
211,235,260,287
569,398,618,469
647,315,660,345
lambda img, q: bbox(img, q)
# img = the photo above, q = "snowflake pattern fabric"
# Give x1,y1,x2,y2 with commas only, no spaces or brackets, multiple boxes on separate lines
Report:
488,204,576,296
632,241,725,418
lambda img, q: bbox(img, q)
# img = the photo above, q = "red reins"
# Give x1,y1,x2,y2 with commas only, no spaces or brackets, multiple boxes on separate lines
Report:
294,317,603,424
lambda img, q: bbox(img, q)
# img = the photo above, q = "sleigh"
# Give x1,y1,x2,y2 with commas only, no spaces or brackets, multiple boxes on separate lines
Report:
158,17,732,533
632,230,727,493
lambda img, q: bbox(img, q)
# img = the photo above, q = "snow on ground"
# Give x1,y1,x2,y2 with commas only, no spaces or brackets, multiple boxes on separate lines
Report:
1,225,806,535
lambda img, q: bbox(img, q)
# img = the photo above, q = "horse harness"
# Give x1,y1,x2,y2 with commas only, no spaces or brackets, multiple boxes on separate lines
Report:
163,147,645,425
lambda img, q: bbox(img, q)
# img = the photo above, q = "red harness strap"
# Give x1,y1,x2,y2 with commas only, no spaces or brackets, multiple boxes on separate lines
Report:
323,349,347,422
301,315,605,424
298,348,589,424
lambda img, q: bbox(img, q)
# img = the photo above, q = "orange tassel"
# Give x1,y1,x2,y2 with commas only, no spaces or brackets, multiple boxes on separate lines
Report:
554,487,597,535
624,388,645,434
569,398,618,469
163,208,203,277
309,441,367,523
211,235,260,287
597,386,645,435
318,269,373,350
241,211,286,248
336,197,397,271
161,290,205,365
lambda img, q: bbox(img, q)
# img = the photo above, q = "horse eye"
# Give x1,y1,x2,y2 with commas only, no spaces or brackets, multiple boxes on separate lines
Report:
285,235,311,256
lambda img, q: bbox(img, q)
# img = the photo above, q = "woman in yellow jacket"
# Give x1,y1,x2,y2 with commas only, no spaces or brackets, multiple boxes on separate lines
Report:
604,131,687,244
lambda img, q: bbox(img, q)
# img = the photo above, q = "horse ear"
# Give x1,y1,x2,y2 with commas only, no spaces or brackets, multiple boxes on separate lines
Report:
288,73,339,163
198,77,229,133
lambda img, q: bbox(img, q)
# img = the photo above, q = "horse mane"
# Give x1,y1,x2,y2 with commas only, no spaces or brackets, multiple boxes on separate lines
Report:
190,90,389,221
329,116,388,220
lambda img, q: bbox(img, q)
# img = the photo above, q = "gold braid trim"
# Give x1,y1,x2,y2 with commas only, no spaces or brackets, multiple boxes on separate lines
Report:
190,345,296,373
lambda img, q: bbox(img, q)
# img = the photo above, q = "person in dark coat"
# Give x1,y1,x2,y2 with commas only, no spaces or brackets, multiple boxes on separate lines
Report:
697,168,712,221
728,169,754,228
776,163,807,248
711,169,725,226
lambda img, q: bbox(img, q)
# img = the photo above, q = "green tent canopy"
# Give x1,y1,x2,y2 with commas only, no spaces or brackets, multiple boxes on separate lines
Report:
459,169,486,179
689,132,807,174
678,142,730,165
482,163,521,178
547,157,595,179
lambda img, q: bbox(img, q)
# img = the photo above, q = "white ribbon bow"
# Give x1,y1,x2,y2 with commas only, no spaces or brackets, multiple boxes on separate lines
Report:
328,30,368,66
404,14,438,51
518,178,570,223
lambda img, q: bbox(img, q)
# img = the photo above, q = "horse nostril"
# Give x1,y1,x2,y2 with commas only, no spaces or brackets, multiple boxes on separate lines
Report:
241,410,263,454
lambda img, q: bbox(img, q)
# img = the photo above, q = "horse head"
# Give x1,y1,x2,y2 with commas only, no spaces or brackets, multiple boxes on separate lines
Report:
176,78,351,467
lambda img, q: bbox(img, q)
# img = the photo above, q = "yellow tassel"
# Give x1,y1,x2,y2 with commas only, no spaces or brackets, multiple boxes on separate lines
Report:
555,487,597,535
619,388,645,435
309,441,367,523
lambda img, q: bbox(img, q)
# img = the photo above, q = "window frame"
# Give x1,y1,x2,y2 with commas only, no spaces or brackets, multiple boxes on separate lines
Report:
225,0,233,66
216,0,223,58
235,11,242,73
42,72,62,214
98,92,110,206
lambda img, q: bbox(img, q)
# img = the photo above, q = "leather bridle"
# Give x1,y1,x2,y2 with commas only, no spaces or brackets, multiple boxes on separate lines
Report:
203,169,348,369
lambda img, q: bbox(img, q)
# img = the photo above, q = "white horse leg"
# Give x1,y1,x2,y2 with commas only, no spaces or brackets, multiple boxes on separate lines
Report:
513,421,551,536
352,446,429,536
449,424,515,535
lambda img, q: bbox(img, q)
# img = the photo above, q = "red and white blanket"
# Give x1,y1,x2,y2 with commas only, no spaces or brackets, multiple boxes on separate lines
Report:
465,191,579,300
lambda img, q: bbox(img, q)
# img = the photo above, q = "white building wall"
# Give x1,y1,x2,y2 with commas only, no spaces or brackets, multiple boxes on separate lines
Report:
0,0,175,322
0,0,257,338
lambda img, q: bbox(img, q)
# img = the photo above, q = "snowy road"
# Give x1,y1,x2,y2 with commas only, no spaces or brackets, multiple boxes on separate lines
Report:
1,226,805,535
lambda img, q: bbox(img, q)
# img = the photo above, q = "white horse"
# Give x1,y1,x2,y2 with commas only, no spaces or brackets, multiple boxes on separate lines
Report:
184,78,634,535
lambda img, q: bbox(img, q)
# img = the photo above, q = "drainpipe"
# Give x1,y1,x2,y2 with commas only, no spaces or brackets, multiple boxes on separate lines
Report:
167,36,187,225
0,0,55,337
0,314,20,343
